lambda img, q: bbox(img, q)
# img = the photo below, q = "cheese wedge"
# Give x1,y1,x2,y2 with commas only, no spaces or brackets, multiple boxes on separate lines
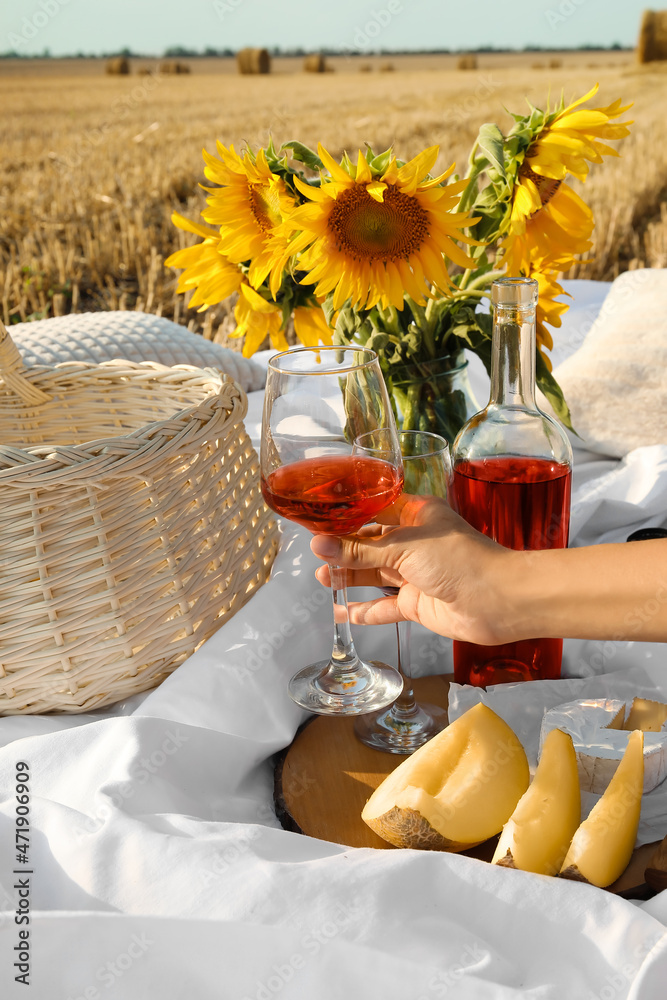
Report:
540,698,667,794
623,697,667,733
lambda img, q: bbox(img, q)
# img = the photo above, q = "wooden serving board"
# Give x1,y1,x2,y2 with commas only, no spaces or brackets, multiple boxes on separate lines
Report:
274,674,659,899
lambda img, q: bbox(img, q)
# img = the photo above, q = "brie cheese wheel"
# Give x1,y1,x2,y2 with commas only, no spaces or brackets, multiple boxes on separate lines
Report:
539,698,667,794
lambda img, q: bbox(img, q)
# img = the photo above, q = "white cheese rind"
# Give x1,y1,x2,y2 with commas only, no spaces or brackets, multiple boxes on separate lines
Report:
539,698,667,794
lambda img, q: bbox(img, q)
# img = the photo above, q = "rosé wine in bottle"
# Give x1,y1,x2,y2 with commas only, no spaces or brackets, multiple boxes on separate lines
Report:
450,278,572,686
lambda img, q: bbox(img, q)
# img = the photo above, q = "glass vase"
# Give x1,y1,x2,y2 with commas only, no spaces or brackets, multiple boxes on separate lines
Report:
391,351,480,446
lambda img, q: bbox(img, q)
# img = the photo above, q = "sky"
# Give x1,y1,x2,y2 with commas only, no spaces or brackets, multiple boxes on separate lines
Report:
0,0,648,56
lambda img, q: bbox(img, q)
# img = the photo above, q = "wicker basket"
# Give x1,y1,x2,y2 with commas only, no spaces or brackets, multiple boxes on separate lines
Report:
0,322,278,715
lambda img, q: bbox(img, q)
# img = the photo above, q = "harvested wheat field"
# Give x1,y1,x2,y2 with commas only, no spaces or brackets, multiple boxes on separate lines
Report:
1,52,666,345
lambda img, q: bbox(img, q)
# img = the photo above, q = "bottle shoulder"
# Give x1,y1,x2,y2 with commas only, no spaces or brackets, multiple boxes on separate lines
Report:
451,403,573,467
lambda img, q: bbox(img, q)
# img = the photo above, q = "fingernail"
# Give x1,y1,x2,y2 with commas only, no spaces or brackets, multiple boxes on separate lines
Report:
311,535,340,560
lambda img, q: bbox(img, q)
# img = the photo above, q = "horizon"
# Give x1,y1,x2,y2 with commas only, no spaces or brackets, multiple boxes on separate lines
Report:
0,41,634,59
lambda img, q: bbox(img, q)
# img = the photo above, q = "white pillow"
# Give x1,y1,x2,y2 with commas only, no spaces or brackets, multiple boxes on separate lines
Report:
9,311,266,394
553,269,667,458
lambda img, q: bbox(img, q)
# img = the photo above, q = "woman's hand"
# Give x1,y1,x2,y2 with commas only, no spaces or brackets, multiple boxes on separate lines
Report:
311,495,667,644
311,494,521,645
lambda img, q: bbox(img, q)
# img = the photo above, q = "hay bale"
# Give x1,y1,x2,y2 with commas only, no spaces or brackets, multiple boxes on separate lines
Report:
137,66,152,76
159,61,191,74
456,54,478,70
359,63,373,73
304,53,326,73
549,57,562,68
638,10,667,62
106,56,130,75
237,47,271,74
379,61,395,72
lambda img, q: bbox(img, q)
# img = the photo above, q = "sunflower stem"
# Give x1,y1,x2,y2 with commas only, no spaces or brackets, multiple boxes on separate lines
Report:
423,298,439,356
465,142,479,175
458,160,484,213
458,268,473,291
447,288,492,301
405,295,426,327
465,268,505,291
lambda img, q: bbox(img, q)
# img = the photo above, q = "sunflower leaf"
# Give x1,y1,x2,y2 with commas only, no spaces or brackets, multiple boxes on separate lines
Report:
321,293,336,328
281,141,324,172
469,202,508,246
332,304,374,349
536,352,577,434
366,332,391,354
476,124,507,182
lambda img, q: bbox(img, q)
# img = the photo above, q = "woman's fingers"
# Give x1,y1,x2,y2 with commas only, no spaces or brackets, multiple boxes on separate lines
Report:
347,594,408,626
314,564,403,590
311,520,440,578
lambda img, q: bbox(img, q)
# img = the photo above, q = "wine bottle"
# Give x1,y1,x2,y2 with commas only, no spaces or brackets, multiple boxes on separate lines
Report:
450,277,573,686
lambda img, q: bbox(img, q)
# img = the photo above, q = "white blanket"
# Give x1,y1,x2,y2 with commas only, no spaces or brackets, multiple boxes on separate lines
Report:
1,281,667,1000
552,269,667,458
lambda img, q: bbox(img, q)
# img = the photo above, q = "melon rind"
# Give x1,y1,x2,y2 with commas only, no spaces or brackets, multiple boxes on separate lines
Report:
364,806,479,852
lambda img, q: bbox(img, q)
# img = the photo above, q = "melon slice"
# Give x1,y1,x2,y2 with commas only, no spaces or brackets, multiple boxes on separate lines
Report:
560,729,644,888
361,703,529,851
493,728,580,875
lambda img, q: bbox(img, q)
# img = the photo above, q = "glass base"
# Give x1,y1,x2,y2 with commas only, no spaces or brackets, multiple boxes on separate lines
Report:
288,659,403,716
354,701,448,753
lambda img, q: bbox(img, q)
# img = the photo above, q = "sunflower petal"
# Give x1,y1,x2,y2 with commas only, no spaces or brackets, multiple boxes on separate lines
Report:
366,180,387,202
318,144,354,185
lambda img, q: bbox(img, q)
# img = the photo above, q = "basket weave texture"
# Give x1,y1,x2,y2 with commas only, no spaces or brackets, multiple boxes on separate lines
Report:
0,322,278,715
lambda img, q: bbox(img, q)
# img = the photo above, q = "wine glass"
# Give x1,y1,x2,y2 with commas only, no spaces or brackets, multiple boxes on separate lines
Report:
261,346,404,715
353,430,450,752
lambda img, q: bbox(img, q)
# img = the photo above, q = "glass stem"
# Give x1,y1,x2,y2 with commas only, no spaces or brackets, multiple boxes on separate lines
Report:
390,621,420,719
328,564,360,669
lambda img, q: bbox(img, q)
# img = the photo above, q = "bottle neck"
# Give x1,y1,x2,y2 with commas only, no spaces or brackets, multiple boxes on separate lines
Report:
489,305,537,409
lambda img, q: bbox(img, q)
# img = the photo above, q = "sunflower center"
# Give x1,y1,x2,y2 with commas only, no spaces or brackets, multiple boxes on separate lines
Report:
249,181,283,233
522,166,562,210
327,184,430,262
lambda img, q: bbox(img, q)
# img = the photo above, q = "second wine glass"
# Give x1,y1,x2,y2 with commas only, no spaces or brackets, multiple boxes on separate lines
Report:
353,430,450,753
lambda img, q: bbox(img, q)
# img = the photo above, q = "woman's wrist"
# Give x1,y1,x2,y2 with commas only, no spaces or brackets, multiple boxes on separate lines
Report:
481,547,543,643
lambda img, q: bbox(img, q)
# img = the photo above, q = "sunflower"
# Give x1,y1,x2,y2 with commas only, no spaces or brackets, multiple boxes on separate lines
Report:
524,85,632,183
283,145,479,312
502,183,595,276
502,85,632,274
201,144,295,297
165,212,243,311
230,284,288,358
